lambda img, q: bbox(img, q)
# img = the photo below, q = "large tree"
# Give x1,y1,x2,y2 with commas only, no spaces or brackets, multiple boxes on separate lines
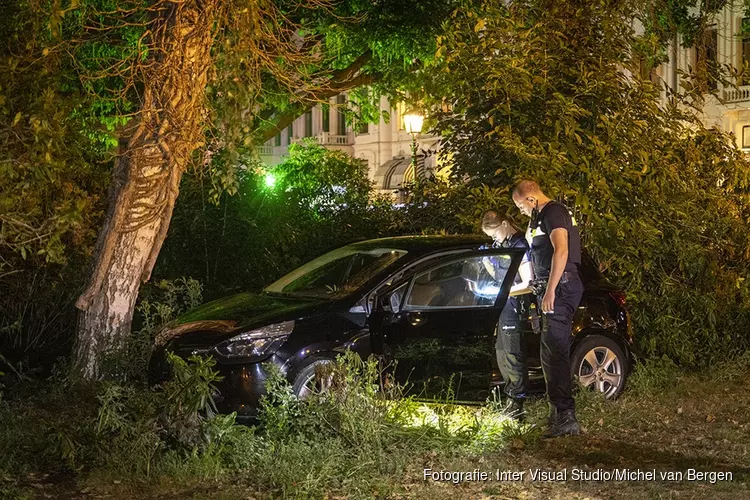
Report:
27,0,458,377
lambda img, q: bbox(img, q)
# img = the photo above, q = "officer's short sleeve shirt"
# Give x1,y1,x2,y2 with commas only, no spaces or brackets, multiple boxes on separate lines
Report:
528,202,581,278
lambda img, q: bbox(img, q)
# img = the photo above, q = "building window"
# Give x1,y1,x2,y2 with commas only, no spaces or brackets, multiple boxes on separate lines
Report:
336,95,347,136
304,111,313,137
358,157,369,173
357,88,370,135
274,133,281,147
696,26,718,91
742,18,750,86
396,102,406,130
322,104,330,133
742,125,750,149
287,124,293,145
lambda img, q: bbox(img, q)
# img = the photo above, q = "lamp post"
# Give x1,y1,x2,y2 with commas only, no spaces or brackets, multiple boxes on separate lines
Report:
402,111,424,187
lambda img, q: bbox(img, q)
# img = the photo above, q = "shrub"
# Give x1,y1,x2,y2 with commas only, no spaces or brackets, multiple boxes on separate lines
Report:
421,0,750,367
156,143,403,300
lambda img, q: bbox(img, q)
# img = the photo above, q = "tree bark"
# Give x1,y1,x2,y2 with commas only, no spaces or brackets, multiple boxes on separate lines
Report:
74,1,217,379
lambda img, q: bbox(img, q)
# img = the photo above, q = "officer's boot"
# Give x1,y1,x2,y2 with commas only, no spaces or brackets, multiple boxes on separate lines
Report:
507,397,525,422
542,409,581,438
546,403,557,426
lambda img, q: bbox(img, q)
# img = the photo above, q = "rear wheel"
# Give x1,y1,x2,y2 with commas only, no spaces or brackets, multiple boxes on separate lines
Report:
291,358,334,399
571,335,628,399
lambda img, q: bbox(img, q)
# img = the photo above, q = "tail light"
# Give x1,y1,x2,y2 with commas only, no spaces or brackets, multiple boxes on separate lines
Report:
609,291,626,308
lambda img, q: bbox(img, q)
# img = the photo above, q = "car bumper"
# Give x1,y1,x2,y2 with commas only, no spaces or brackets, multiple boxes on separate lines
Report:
150,347,283,419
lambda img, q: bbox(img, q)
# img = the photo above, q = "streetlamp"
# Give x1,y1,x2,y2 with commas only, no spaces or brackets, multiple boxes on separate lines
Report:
402,111,424,186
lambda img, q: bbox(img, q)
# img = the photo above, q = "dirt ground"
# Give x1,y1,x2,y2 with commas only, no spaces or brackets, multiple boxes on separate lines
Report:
403,368,750,500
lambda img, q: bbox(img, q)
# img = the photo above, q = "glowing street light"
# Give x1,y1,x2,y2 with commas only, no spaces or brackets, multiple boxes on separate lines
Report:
403,110,424,187
264,172,277,189
403,112,424,135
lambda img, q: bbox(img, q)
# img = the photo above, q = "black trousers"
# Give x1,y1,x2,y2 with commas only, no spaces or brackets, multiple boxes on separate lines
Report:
538,276,584,413
496,295,530,399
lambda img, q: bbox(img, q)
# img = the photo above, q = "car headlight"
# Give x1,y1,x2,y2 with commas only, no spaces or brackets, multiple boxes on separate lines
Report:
214,320,294,361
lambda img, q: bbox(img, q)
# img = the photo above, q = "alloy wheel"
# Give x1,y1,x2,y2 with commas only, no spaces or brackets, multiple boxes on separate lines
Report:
577,346,623,398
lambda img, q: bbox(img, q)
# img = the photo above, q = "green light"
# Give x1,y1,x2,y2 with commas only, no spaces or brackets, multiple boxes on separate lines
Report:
264,173,276,188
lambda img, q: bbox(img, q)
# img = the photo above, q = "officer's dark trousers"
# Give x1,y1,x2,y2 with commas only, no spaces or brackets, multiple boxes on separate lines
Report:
496,296,529,399
538,276,584,413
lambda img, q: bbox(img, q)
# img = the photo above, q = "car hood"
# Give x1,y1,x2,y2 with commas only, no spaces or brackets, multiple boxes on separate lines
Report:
155,292,328,346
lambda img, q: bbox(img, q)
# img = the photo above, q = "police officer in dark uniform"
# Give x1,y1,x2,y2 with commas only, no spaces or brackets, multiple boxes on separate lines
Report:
479,211,534,421
512,180,584,437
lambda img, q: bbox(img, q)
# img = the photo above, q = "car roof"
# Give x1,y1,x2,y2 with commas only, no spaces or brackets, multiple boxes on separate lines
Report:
346,234,489,255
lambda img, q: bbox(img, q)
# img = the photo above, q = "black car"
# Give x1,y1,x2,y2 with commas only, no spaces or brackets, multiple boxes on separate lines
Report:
154,235,632,420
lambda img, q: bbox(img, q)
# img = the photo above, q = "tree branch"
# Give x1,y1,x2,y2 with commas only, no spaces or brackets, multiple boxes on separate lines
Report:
255,50,377,143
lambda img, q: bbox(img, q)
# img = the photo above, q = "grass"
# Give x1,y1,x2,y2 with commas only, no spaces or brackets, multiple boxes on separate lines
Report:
1,352,749,499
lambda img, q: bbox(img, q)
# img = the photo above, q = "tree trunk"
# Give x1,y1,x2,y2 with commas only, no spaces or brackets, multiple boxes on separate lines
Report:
74,1,217,379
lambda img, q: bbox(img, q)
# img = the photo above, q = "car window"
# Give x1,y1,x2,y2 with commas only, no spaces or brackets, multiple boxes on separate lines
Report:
404,255,510,309
388,282,409,313
265,247,408,299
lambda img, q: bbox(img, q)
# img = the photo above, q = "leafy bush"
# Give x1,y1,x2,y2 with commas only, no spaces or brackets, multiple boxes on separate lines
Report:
421,0,750,367
0,3,110,375
156,143,403,299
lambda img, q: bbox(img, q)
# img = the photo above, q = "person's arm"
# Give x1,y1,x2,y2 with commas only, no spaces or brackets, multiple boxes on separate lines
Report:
509,261,533,296
482,257,497,279
541,228,568,313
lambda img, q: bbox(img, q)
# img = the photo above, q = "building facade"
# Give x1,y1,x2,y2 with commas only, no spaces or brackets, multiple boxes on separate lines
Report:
654,3,750,148
262,4,750,193
260,95,442,197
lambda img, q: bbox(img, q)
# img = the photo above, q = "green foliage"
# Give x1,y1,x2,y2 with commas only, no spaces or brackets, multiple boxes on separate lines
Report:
160,353,224,448
102,277,203,383
0,347,531,497
261,351,534,453
244,0,463,142
712,349,750,382
0,1,111,269
0,356,241,484
232,350,534,497
394,180,519,235
423,0,750,366
255,363,307,441
626,355,684,394
157,144,402,297
0,1,111,374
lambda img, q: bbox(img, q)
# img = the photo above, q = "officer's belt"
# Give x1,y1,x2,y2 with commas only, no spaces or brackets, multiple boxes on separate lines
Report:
529,271,578,295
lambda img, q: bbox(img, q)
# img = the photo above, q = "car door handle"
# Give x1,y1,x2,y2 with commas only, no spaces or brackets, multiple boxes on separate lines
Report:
405,312,426,327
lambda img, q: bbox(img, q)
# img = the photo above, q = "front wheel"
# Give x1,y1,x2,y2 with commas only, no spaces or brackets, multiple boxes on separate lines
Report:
571,334,628,399
291,358,334,399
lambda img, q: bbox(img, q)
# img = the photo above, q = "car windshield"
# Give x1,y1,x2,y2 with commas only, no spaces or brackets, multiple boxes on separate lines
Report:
264,246,409,299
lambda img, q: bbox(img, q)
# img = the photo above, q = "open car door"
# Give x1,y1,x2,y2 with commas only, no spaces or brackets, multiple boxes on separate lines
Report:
369,248,523,402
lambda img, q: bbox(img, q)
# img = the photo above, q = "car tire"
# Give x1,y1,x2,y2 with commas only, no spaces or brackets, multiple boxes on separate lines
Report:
571,334,628,399
291,358,335,400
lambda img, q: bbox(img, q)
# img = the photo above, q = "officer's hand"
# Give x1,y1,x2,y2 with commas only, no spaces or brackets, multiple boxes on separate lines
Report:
541,290,555,314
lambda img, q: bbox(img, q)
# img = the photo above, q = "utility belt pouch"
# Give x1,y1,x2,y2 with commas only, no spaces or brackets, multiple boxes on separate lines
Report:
529,279,548,296
528,302,541,334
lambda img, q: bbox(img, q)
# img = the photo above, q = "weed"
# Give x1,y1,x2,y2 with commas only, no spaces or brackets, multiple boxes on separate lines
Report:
626,354,683,395
101,277,203,384
712,350,750,383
